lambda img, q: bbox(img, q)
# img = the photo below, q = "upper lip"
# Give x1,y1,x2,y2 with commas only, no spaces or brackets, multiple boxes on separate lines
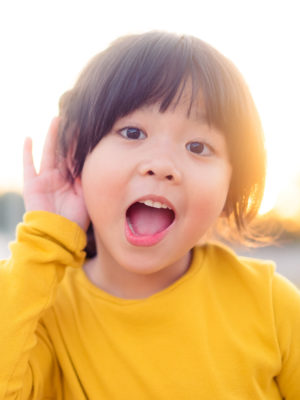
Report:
127,194,176,215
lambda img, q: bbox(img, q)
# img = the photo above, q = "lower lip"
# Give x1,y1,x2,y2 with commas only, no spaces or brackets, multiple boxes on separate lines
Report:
125,218,172,247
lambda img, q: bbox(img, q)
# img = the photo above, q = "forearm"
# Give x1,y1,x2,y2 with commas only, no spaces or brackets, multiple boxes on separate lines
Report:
0,211,86,399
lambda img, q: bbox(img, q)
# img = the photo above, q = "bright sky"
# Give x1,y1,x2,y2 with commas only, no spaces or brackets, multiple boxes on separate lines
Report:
0,0,299,215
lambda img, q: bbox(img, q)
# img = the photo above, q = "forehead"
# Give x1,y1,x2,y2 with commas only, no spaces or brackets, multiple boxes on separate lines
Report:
149,86,209,125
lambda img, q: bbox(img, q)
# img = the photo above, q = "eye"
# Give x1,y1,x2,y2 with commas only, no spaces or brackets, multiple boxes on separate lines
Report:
186,141,212,156
119,127,147,140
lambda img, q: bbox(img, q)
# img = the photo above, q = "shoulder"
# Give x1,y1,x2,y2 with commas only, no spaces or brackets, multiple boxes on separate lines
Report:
271,271,300,338
196,241,276,286
196,242,300,316
197,241,300,321
40,265,87,339
200,242,299,294
197,243,300,395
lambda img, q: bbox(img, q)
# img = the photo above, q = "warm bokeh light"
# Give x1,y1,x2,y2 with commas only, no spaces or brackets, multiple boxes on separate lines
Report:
0,0,300,225
276,180,300,220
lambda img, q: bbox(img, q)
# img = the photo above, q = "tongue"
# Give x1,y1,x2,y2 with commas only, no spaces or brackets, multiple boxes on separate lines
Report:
127,203,174,236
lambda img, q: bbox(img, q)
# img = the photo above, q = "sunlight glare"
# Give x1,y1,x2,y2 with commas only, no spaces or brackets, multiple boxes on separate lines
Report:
1,0,300,225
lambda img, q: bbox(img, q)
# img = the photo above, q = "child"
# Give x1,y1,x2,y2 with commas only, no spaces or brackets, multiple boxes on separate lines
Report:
0,31,299,399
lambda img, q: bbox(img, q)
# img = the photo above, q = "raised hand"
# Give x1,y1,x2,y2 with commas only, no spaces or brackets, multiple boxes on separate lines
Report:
23,118,90,231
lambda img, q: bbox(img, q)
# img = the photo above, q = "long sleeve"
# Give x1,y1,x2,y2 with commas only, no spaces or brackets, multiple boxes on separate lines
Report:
273,273,300,399
0,211,86,400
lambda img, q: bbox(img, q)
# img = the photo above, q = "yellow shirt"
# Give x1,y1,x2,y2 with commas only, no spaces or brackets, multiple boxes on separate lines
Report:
0,211,300,399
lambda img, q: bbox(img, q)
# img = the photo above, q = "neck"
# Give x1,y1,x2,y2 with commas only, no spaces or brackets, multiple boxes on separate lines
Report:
83,249,192,300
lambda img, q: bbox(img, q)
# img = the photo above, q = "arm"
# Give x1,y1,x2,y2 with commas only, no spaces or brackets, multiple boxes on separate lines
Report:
0,212,86,399
273,273,300,399
0,118,89,399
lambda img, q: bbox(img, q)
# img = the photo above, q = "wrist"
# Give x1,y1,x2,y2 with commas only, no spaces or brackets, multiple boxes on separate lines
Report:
22,211,87,253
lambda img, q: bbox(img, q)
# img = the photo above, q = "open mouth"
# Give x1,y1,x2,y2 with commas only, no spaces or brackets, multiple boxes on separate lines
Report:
126,200,176,237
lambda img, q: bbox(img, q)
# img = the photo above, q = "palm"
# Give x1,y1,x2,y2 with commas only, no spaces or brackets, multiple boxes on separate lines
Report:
23,118,89,231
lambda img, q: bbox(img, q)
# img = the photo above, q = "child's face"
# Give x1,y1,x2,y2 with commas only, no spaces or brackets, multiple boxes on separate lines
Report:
80,97,232,275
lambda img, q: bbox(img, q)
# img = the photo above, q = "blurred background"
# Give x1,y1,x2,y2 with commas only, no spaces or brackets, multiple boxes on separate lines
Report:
0,0,299,286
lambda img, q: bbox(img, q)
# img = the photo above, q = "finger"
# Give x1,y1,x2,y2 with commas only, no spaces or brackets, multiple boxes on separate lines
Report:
23,136,37,181
39,117,60,173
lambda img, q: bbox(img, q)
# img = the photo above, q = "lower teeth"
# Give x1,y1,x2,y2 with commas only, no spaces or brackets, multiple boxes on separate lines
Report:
127,219,138,235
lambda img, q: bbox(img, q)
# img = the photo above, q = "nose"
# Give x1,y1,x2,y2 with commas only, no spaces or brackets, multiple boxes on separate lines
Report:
138,157,182,183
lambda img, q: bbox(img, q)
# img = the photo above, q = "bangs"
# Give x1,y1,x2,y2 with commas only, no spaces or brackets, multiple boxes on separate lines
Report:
61,32,249,163
104,34,201,116
93,32,250,132
58,31,266,256
81,33,204,137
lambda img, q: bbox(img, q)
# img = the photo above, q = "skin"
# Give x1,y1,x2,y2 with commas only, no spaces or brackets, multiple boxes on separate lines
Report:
23,118,89,231
23,99,232,300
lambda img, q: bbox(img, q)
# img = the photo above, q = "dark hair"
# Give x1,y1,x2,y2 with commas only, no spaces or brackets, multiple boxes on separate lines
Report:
58,31,266,257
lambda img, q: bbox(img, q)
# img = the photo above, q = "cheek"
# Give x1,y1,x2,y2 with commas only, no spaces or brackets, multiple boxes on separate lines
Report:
82,146,115,189
187,166,231,220
80,151,128,220
190,194,225,223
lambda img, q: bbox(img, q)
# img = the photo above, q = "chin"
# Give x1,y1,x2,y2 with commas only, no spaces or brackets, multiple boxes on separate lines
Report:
119,254,170,276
